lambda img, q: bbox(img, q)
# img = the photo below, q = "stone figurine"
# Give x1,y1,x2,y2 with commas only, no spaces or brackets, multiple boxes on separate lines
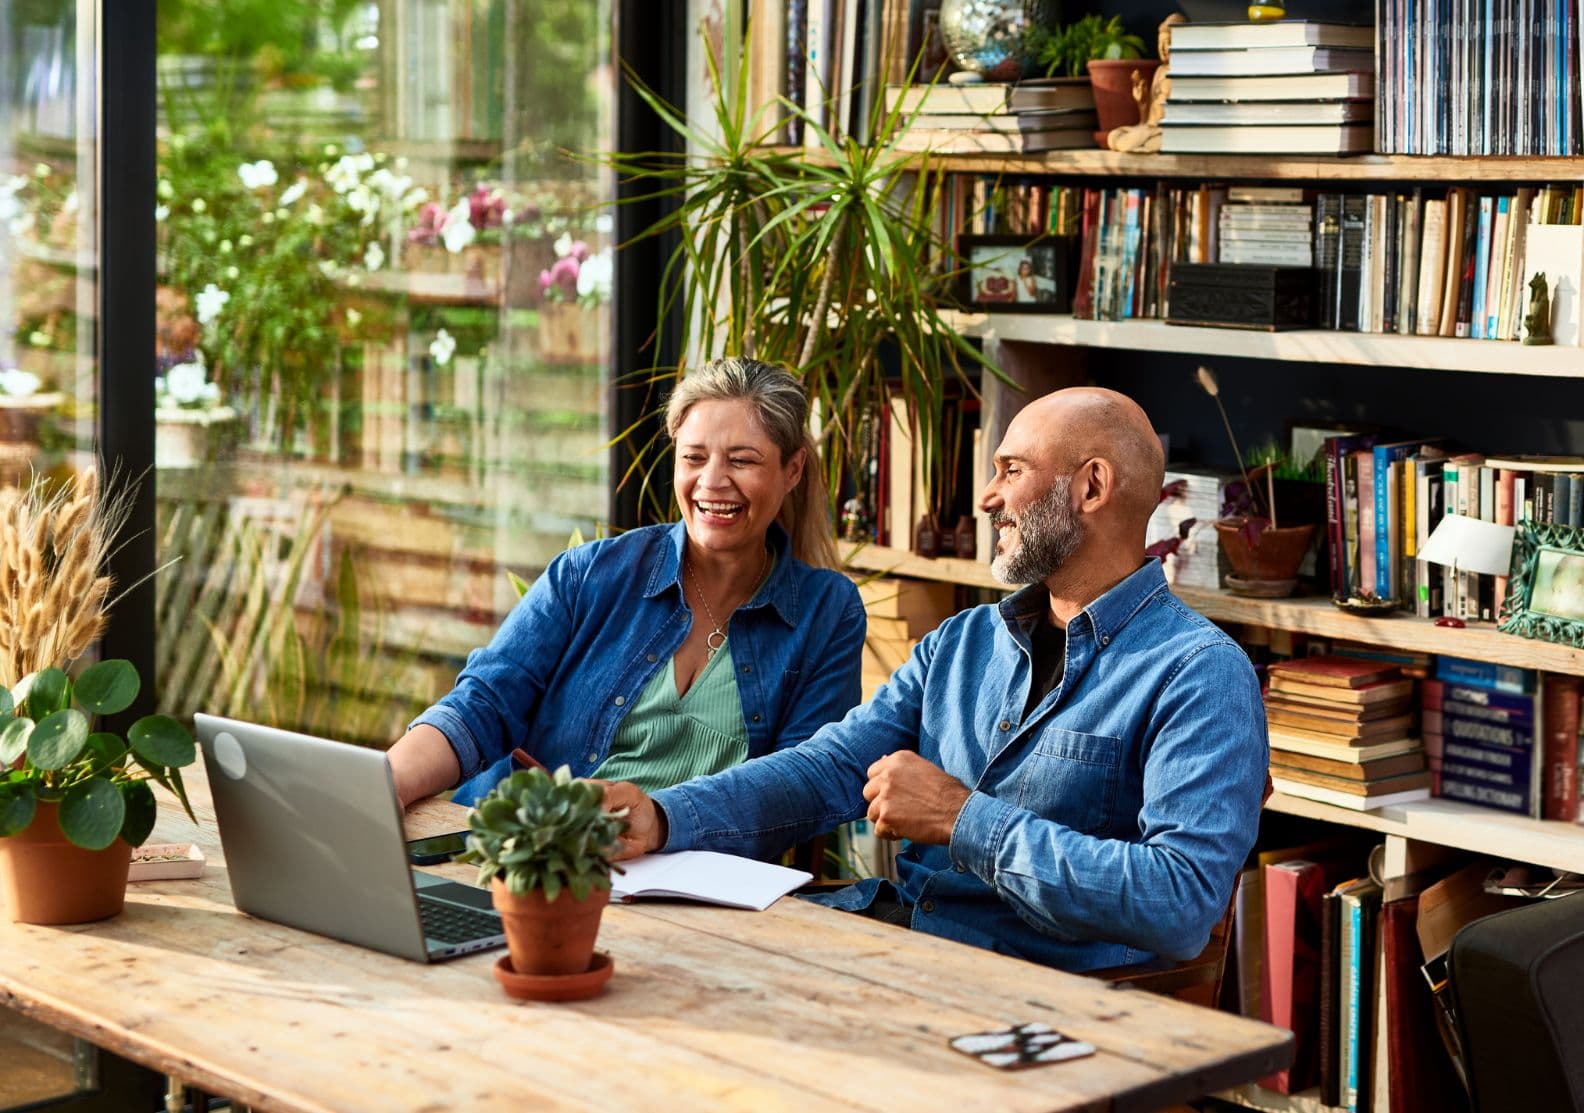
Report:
1524,272,1554,346
1107,14,1186,154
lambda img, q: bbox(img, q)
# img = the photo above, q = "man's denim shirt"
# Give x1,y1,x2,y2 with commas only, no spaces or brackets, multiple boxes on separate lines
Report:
654,559,1268,972
411,521,866,806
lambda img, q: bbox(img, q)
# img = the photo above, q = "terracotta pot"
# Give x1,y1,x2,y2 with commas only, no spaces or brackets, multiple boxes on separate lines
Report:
490,875,607,977
1086,58,1160,147
0,803,132,924
1214,517,1316,590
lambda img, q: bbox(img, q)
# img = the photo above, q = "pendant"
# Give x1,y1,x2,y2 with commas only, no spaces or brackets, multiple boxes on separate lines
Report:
706,628,726,660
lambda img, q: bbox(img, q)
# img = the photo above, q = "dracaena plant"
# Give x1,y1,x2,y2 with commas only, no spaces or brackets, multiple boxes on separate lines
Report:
0,660,196,850
456,766,626,901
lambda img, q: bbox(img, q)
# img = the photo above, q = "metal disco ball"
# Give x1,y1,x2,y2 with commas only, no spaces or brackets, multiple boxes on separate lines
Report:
938,0,1060,82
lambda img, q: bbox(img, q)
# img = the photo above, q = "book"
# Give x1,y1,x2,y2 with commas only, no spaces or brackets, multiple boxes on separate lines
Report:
1437,683,1543,817
1270,748,1427,782
608,851,811,911
1269,676,1415,705
1270,774,1431,810
1169,20,1375,51
881,78,1092,116
1336,877,1382,1112
1264,695,1413,724
1543,671,1584,816
1167,47,1375,78
1261,858,1332,1093
1269,656,1402,689
891,109,1094,132
1166,71,1376,102
1380,893,1466,1113
1266,766,1433,798
1161,101,1374,126
1160,123,1374,155
1434,656,1535,695
892,125,1095,153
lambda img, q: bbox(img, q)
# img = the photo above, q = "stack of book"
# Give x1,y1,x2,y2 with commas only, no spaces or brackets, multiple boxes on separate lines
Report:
1265,656,1432,811
1146,467,1231,590
1161,21,1376,154
1425,658,1545,818
883,79,1097,154
1218,187,1314,267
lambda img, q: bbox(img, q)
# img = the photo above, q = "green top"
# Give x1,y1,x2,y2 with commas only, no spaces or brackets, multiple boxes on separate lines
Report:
591,640,748,793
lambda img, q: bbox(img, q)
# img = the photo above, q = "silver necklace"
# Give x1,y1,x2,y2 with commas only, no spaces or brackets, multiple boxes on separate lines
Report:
686,548,769,661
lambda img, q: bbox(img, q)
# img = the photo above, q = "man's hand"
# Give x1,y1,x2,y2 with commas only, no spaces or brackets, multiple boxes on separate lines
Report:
862,751,972,845
599,780,666,860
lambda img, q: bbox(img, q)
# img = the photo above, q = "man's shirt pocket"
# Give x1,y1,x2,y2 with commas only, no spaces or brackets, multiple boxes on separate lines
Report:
1015,728,1123,833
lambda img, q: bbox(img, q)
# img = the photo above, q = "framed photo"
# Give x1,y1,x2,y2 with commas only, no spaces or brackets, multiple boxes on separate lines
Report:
958,236,1073,313
1498,519,1584,646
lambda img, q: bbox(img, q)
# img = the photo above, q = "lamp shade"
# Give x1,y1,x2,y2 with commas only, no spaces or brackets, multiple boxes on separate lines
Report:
1418,513,1516,577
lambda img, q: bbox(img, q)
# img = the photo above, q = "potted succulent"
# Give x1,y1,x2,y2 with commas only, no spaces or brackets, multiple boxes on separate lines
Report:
1196,367,1317,597
0,469,197,924
457,765,626,998
1033,14,1155,147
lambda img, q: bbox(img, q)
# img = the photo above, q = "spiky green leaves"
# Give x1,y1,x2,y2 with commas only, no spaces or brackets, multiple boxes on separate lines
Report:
458,765,627,900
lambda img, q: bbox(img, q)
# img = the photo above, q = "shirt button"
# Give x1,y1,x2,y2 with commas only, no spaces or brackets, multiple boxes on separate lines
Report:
614,696,625,706
922,900,935,913
1100,635,1110,646
954,863,965,873
751,713,761,722
646,653,657,662
587,752,598,762
741,665,752,674
998,720,1011,731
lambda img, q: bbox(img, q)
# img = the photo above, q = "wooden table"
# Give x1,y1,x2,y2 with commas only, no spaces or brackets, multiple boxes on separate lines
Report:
0,770,1291,1113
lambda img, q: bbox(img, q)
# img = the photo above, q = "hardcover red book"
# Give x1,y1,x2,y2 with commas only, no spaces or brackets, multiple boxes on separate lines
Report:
1382,894,1469,1113
1541,674,1582,822
1269,655,1402,689
1070,188,1101,320
1261,858,1331,1093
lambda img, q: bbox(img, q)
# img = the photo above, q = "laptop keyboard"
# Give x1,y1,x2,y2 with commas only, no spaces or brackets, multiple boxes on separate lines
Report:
418,896,501,945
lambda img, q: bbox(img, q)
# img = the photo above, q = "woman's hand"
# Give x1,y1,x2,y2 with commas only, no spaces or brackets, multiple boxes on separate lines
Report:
599,780,668,859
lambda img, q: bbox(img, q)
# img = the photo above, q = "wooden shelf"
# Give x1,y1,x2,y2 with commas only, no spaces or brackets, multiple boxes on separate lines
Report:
1267,792,1584,875
943,313,1584,378
840,544,1584,676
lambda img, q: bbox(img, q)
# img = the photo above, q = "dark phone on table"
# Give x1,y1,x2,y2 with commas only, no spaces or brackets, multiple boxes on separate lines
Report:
406,831,470,866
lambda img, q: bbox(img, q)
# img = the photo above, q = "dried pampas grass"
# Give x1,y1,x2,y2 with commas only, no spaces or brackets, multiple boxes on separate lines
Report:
0,467,135,689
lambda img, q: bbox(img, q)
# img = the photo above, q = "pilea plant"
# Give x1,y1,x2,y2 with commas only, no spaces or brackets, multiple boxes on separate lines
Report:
457,765,626,901
0,660,197,850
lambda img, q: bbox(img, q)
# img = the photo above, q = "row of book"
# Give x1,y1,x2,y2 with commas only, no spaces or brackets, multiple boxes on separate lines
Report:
882,80,1098,154
1376,0,1584,155
1161,20,1376,156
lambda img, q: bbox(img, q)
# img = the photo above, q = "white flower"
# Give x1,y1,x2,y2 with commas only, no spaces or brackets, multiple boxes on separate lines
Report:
164,359,209,406
345,307,363,328
440,198,475,253
594,213,614,234
576,248,614,303
224,265,239,280
218,239,232,254
238,160,279,190
62,190,78,214
154,204,170,223
553,232,573,259
0,369,41,398
191,198,206,214
238,233,254,247
279,178,308,207
364,241,385,271
195,283,230,325
429,329,456,366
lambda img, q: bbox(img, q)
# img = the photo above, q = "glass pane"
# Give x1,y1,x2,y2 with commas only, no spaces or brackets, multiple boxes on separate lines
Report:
154,1,613,745
1,0,97,489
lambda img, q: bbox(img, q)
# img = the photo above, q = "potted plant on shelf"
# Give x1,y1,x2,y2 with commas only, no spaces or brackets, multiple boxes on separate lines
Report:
1195,366,1317,598
155,349,239,469
1032,14,1155,147
0,469,198,924
457,765,626,1000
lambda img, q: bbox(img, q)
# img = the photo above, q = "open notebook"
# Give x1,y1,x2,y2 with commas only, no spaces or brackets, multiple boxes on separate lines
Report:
609,851,811,911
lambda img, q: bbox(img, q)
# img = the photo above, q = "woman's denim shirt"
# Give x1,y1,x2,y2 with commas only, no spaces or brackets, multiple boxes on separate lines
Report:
653,559,1269,972
411,521,867,805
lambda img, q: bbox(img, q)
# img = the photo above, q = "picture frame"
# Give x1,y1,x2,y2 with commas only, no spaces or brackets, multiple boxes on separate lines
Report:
1498,519,1584,646
958,235,1074,313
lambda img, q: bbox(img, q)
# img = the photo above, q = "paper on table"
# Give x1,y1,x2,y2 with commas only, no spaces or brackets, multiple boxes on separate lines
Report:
608,850,812,912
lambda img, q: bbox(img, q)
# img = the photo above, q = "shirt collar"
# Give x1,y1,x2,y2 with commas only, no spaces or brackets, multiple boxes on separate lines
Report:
644,520,800,626
997,559,1167,648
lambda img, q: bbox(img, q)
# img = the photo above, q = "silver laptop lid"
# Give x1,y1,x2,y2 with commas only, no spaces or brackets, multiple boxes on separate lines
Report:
196,714,433,962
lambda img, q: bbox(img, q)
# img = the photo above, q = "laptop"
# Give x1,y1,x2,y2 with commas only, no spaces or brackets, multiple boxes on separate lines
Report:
195,714,506,962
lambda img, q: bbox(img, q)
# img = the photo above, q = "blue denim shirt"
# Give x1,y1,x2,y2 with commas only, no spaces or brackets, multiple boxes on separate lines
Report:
412,521,866,806
653,559,1268,972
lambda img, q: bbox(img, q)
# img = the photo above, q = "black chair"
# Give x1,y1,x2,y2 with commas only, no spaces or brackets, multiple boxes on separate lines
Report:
1448,890,1584,1113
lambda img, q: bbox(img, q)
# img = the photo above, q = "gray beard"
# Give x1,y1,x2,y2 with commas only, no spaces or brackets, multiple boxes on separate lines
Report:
991,478,1082,585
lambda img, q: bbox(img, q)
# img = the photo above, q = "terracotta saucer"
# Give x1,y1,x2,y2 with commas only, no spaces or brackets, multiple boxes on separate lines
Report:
492,952,613,1002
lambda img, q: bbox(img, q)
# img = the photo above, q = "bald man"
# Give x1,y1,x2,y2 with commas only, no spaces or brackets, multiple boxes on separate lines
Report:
603,388,1268,972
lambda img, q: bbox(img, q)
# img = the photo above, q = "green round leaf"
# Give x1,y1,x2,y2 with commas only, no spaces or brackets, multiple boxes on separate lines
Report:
0,686,12,718
74,659,140,716
0,783,36,837
25,668,68,722
0,716,32,767
118,780,157,847
58,778,124,851
27,709,89,772
127,715,195,769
